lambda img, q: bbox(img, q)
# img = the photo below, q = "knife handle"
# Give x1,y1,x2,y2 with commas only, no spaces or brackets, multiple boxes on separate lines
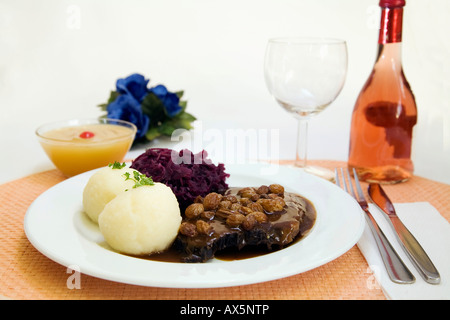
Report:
363,209,416,284
390,217,441,284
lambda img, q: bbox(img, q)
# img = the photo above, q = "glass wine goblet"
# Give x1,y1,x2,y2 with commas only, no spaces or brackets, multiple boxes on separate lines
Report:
264,37,348,179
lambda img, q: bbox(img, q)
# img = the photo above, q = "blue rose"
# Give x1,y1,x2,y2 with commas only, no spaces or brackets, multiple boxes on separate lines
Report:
149,84,183,118
107,93,150,140
116,73,149,102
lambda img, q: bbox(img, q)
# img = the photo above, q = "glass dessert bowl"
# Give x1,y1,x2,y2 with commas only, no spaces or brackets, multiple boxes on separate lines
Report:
36,118,137,177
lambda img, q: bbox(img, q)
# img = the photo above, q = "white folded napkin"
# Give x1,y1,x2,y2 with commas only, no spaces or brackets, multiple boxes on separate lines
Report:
357,202,450,300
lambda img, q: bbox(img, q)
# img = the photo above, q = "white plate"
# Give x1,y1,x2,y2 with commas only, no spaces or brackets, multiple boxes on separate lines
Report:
24,162,364,288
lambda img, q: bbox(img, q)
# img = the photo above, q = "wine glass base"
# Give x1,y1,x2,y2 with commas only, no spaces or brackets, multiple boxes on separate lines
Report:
301,165,335,182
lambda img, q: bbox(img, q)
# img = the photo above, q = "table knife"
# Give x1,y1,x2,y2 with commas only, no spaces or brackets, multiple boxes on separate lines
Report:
368,183,441,284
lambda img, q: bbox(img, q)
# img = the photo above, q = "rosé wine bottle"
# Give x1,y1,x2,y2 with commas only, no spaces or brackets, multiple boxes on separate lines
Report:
348,0,417,184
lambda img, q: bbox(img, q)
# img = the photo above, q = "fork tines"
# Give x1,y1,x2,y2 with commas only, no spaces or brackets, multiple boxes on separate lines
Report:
335,167,367,206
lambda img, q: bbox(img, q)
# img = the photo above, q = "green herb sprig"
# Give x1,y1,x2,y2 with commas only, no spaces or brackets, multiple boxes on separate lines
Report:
123,171,155,190
108,161,127,169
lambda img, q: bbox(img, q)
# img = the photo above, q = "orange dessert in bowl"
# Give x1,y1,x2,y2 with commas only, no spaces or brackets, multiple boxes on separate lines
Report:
36,118,137,177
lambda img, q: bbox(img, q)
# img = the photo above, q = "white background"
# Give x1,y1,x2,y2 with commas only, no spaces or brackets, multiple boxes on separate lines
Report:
0,0,449,184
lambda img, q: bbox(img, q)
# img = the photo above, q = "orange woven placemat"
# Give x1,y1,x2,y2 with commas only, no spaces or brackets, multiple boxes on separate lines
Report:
1,160,449,300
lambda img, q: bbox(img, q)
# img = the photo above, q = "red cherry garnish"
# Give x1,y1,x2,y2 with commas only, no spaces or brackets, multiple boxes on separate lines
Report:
79,131,95,139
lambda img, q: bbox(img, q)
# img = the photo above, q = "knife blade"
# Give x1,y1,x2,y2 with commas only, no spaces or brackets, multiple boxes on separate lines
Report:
368,183,441,284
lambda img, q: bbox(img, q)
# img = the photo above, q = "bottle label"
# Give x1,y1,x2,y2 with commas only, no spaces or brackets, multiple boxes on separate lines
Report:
378,7,403,44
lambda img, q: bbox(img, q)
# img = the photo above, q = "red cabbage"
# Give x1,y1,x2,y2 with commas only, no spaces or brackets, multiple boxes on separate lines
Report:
130,148,229,210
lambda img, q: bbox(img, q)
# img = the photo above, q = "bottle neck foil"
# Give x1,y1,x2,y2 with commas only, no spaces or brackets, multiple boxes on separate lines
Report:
378,7,403,44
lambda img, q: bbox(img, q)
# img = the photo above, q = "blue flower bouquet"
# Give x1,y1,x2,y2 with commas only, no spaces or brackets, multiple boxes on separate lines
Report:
98,73,196,142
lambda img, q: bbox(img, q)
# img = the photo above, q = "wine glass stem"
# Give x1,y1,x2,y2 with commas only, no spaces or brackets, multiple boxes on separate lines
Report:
295,118,308,167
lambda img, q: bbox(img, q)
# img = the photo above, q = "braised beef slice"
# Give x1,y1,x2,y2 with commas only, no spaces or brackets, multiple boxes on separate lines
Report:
173,187,310,263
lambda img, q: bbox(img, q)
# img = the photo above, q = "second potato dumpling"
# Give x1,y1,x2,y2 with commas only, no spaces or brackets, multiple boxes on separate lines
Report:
98,183,182,256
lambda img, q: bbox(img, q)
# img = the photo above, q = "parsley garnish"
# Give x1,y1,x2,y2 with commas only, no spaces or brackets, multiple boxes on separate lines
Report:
123,171,155,189
108,161,127,169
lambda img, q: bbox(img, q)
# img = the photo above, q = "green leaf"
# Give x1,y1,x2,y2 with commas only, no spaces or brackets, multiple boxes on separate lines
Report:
179,100,187,111
97,103,107,111
145,126,162,141
178,111,196,122
141,92,167,124
174,111,196,130
154,111,196,138
108,91,119,103
157,121,177,136
98,91,119,111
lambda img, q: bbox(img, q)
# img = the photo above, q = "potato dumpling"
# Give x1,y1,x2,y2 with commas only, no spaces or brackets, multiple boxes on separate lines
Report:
98,183,181,255
82,165,139,223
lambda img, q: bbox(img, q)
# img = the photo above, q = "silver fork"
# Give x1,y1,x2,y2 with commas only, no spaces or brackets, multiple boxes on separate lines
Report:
335,167,415,284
